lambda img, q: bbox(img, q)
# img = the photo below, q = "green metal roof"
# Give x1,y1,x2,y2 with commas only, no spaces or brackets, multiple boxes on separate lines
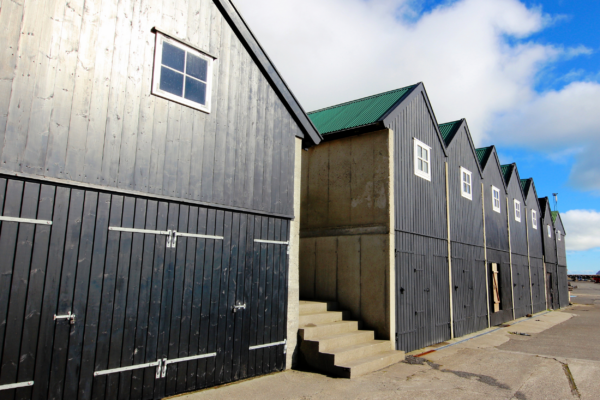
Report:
438,120,462,146
520,179,530,196
475,146,492,167
308,85,417,135
551,211,558,223
500,164,512,183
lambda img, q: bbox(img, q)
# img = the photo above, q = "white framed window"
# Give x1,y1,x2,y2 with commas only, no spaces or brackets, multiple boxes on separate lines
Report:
460,167,472,200
492,186,501,213
414,138,431,181
152,32,214,113
532,209,537,229
547,225,552,238
557,230,561,241
514,200,521,222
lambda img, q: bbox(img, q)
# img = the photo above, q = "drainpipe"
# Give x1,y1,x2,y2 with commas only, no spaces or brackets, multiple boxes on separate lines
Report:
525,209,534,315
445,162,454,339
507,198,516,321
482,183,490,328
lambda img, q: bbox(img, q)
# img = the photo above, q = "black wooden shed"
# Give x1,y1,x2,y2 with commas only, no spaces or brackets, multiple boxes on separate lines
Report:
0,0,320,398
539,197,560,309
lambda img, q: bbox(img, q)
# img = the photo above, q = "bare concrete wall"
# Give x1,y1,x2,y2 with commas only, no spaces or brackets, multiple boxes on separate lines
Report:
287,137,302,369
299,129,395,340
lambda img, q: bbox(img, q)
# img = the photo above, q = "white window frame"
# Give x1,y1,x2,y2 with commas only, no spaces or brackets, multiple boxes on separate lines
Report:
514,200,521,222
532,209,537,229
413,138,432,181
460,167,473,200
547,225,552,238
556,230,561,241
491,186,501,213
152,32,214,113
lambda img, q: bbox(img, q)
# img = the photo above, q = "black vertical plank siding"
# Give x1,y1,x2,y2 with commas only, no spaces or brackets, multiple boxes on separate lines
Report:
14,184,55,400
254,217,270,375
238,215,256,379
222,212,241,383
214,212,233,384
268,219,282,371
91,195,124,400
141,201,169,400
105,197,136,400
78,193,111,400
186,208,208,392
204,210,225,388
261,218,276,373
117,199,149,399
195,209,216,389
247,216,262,378
230,214,248,380
48,188,85,400
62,191,99,399
130,200,159,400
31,186,71,399
0,182,38,396
153,203,179,399
165,206,189,396
0,179,24,366
175,206,199,394
276,219,289,370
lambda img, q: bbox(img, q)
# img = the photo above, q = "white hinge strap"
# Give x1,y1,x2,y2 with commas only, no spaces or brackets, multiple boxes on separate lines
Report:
249,339,286,351
94,360,161,377
160,352,217,377
0,216,52,225
172,231,224,248
254,239,290,254
108,227,171,236
0,381,34,391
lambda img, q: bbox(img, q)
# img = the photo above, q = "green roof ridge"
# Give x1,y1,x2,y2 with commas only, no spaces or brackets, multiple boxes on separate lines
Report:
500,164,512,183
308,84,417,135
475,146,492,166
438,120,463,145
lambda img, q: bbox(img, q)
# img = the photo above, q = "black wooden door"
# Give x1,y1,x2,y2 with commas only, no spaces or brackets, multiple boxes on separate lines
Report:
0,177,290,400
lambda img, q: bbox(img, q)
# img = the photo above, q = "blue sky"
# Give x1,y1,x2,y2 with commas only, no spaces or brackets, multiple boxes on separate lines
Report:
237,0,600,274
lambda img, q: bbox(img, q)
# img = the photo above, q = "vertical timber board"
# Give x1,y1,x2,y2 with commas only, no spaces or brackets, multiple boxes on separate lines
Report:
232,51,251,208
0,182,39,392
230,214,249,381
174,206,199,394
104,197,136,399
221,212,242,383
238,215,256,379
262,218,278,373
31,186,71,399
213,212,233,385
251,76,268,211
242,66,260,210
91,195,124,400
165,206,190,396
141,201,169,399
0,179,25,380
204,210,225,388
77,193,111,400
62,191,99,399
116,198,149,399
247,215,262,378
44,0,86,178
195,208,217,389
13,184,54,400
185,207,208,392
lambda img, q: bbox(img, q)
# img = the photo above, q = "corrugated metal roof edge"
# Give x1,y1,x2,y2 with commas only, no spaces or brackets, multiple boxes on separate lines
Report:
307,84,418,115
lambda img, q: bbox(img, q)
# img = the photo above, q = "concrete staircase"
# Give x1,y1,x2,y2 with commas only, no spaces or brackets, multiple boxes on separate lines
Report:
298,301,404,378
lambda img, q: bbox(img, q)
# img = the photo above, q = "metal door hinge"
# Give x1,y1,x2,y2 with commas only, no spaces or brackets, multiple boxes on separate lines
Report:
54,311,76,325
232,301,246,313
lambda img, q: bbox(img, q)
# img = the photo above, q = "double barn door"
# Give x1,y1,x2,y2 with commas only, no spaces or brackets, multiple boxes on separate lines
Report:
0,177,289,400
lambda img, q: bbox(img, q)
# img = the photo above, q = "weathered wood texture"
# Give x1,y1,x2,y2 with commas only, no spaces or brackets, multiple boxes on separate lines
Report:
0,176,289,400
539,199,557,264
482,151,509,253
523,181,544,259
0,0,298,216
505,169,528,257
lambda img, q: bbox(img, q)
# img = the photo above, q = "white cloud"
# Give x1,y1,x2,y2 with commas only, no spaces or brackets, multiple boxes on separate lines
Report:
234,0,600,189
561,210,600,251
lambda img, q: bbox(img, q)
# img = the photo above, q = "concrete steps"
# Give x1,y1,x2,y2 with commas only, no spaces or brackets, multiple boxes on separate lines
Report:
298,301,404,379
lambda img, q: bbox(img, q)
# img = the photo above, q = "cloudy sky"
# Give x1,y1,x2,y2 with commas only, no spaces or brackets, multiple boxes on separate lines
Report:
235,0,600,274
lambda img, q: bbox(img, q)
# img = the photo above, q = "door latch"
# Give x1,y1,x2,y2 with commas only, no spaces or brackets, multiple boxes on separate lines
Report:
232,302,246,313
54,311,76,325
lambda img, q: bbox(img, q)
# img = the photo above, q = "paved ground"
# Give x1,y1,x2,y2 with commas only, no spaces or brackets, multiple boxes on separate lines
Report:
172,281,600,400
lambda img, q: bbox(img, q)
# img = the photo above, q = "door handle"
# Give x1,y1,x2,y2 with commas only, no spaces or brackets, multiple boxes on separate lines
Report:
232,302,246,313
